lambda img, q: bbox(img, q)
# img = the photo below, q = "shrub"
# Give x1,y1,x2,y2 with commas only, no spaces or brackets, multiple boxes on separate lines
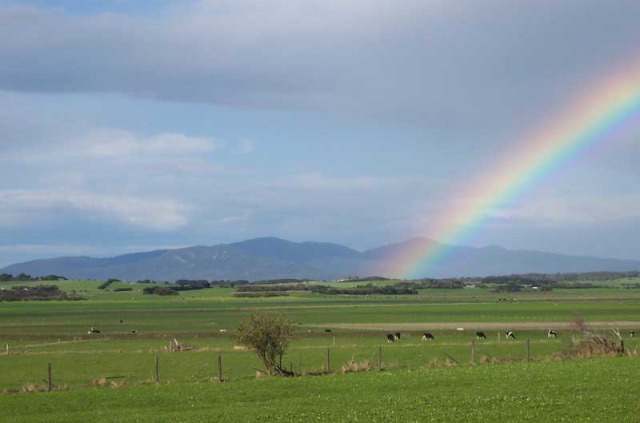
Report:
235,313,294,376
142,286,178,296
113,287,133,292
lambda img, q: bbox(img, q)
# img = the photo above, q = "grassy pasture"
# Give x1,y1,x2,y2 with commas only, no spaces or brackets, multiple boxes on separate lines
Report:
1,279,639,393
1,356,639,422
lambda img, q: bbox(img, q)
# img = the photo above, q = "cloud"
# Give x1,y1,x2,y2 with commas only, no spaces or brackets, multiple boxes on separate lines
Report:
2,1,640,127
82,129,216,158
237,139,254,153
0,189,190,230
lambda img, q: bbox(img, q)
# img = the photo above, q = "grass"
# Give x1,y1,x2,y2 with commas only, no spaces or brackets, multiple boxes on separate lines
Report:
1,356,638,422
1,277,640,422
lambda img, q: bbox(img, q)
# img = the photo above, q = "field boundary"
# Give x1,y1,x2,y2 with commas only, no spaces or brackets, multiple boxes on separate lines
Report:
309,321,640,330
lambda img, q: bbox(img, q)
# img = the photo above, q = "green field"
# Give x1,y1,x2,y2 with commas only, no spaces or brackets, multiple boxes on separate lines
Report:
1,279,639,421
1,357,639,423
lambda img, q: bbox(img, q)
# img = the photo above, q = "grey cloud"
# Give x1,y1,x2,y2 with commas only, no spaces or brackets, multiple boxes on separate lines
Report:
2,1,640,129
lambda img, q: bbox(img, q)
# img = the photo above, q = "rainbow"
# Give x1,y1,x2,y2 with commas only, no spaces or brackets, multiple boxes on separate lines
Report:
391,65,640,279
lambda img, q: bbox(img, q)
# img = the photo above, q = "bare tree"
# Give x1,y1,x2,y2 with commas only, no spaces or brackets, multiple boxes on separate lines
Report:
235,313,294,376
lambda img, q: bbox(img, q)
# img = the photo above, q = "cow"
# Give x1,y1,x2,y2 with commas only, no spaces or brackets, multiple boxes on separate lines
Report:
88,326,100,334
219,329,227,333
324,329,332,333
630,330,636,338
505,331,515,340
547,330,557,338
386,333,395,343
422,332,434,341
394,332,401,340
130,330,137,333
475,331,486,340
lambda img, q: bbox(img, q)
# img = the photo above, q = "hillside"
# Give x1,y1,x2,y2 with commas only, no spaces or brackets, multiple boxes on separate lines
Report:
2,237,639,281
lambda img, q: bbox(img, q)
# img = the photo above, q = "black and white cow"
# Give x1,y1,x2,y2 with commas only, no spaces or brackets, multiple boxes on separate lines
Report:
475,331,487,340
88,326,100,334
630,330,635,338
422,332,434,341
505,331,515,340
386,333,395,343
547,330,557,338
394,332,401,340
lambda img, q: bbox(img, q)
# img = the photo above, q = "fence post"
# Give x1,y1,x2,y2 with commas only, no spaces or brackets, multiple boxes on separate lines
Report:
325,348,331,374
155,356,159,383
526,339,530,362
378,346,382,371
299,354,302,375
217,355,222,382
47,363,52,392
471,340,475,364
333,336,336,348
498,332,501,344
5,344,8,356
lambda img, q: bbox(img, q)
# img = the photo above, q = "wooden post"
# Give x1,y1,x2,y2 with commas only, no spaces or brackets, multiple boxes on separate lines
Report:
5,344,8,356
325,348,331,373
47,363,52,392
333,336,336,348
217,355,222,382
154,356,159,383
498,332,501,344
299,354,302,375
378,346,382,371
526,339,530,362
471,340,475,364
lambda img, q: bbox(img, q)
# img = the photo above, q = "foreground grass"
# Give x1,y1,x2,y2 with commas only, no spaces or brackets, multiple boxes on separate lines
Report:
2,356,639,423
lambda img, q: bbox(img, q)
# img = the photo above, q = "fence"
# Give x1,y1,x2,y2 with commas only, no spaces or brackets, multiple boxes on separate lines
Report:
11,338,544,393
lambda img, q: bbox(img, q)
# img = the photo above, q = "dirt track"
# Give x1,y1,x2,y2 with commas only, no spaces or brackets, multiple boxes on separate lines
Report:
309,321,640,330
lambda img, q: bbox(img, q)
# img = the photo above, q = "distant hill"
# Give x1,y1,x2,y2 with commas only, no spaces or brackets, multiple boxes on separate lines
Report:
2,237,639,281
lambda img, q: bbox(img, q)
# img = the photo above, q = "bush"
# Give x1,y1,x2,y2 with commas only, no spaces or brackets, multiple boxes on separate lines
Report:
142,286,178,296
113,287,133,292
235,313,294,376
0,285,84,301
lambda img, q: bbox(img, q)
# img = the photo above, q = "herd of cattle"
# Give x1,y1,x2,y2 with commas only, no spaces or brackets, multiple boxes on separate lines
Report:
87,325,636,340
385,329,636,342
386,330,548,343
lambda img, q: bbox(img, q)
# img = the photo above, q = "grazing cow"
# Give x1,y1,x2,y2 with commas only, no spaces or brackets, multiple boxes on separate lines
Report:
394,332,401,340
130,330,137,333
219,329,227,333
547,330,557,338
476,331,487,340
505,331,515,340
422,332,434,341
630,330,635,338
386,333,395,343
88,326,100,334
324,329,332,333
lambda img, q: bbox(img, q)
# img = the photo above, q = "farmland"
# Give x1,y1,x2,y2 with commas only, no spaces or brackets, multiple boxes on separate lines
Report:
1,278,640,422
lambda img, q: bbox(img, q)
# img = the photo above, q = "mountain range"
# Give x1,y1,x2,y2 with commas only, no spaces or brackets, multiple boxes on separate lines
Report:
2,237,639,281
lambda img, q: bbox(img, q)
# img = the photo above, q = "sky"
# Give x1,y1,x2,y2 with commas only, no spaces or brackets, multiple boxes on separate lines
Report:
1,0,639,267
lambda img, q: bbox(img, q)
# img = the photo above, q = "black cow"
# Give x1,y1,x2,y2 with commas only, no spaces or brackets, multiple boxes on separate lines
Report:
630,330,635,338
505,331,515,340
422,332,434,341
88,326,100,334
324,329,332,333
547,330,557,338
387,333,395,343
475,331,486,340
394,332,401,340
